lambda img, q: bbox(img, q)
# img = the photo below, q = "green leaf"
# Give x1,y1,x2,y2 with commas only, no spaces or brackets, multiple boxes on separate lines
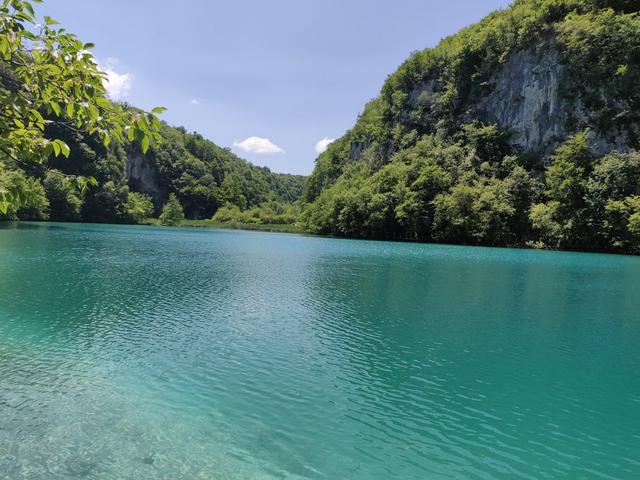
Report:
47,64,62,75
136,116,150,131
50,101,61,116
44,15,60,25
58,140,70,158
151,107,167,115
23,2,35,16
30,109,45,124
89,104,99,121
51,141,60,157
0,38,9,56
141,135,150,153
0,201,8,215
96,97,111,109
44,142,53,158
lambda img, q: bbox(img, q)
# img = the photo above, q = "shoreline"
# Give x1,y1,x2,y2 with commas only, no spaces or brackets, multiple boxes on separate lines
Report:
4,219,639,257
178,219,304,234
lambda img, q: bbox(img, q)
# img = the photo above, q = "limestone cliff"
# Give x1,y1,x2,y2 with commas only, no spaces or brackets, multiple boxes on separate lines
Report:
474,44,627,156
126,154,168,209
475,45,566,154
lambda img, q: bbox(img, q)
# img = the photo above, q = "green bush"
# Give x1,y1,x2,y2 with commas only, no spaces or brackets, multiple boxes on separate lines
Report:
125,192,155,224
159,194,185,226
212,201,300,226
43,170,83,222
0,170,49,220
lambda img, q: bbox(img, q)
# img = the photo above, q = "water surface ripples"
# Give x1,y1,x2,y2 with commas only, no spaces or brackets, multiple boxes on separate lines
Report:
1,222,640,479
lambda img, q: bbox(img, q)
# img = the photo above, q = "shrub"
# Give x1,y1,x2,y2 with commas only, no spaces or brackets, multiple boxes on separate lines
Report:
159,194,185,226
125,192,155,224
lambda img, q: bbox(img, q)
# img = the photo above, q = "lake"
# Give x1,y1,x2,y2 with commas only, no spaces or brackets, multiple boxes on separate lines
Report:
1,222,639,479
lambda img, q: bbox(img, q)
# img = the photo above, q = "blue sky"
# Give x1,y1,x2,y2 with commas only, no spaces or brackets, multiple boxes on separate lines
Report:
41,0,512,175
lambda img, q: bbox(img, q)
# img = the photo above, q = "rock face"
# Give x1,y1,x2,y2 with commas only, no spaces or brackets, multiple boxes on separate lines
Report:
477,46,565,154
400,44,572,157
475,45,628,157
125,155,167,208
400,43,628,160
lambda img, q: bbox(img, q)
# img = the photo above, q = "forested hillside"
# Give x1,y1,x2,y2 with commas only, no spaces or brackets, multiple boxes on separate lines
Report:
0,0,304,226
302,0,640,253
2,113,305,224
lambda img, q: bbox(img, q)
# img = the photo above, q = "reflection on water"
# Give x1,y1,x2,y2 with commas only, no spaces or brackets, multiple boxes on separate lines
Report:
1,222,640,479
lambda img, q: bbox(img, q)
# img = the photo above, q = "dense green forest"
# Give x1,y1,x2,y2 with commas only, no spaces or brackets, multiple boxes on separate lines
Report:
45,120,304,223
302,0,640,253
1,113,305,224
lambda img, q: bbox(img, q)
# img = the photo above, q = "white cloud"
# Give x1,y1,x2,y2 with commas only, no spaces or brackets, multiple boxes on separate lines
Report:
233,136,285,155
98,59,132,101
189,98,200,105
315,137,336,154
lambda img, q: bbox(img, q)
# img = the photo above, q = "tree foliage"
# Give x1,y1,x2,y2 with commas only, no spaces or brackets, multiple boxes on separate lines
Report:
144,126,305,219
125,192,154,224
0,0,163,214
213,200,300,226
159,194,184,226
0,167,47,219
304,132,541,245
43,169,82,221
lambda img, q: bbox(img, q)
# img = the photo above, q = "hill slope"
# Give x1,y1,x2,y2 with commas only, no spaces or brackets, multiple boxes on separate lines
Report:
4,117,304,224
303,0,640,253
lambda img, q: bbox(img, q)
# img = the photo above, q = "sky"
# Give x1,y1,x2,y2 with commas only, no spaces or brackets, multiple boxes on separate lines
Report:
40,0,512,175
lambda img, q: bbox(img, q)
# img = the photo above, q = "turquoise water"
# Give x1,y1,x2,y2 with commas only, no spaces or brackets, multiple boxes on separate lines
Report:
1,222,640,479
